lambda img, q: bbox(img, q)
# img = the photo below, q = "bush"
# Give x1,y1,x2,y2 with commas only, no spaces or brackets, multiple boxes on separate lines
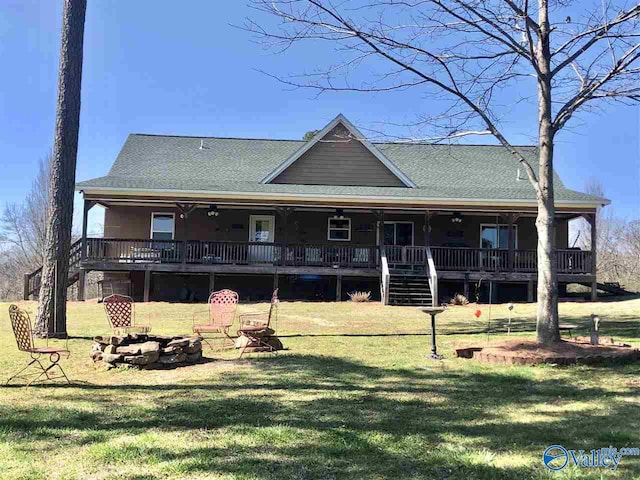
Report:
449,293,469,306
348,291,371,302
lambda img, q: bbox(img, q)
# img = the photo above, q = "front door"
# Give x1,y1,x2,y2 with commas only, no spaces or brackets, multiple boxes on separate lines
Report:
249,215,276,263
383,222,414,264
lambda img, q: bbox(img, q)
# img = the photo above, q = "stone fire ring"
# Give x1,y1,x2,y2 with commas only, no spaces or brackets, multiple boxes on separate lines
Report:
91,333,204,370
455,337,640,366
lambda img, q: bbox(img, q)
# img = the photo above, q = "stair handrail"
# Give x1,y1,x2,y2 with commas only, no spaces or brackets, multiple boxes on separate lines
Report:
380,245,390,306
425,246,438,306
23,239,83,300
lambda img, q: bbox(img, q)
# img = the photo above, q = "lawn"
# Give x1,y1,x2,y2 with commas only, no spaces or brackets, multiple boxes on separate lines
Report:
0,298,639,479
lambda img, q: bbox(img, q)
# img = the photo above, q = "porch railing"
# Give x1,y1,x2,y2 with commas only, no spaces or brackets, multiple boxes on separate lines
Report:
87,238,184,263
431,247,508,271
431,246,593,274
557,249,593,274
85,238,379,270
385,245,426,265
85,238,593,274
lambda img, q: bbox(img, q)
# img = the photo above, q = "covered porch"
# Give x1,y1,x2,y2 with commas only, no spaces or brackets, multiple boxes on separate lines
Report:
75,197,598,304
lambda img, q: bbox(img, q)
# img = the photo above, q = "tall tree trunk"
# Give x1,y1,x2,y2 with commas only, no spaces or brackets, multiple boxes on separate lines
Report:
535,0,560,345
35,0,87,336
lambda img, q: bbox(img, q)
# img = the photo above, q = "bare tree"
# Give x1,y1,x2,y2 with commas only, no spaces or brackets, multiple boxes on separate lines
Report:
576,178,622,278
1,155,52,265
0,155,52,299
580,178,612,259
622,220,640,286
571,178,640,292
35,0,87,337
247,0,640,345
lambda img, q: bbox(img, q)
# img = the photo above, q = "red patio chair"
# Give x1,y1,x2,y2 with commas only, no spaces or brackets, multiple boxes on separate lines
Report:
193,289,239,349
6,304,70,386
237,289,279,358
103,294,151,334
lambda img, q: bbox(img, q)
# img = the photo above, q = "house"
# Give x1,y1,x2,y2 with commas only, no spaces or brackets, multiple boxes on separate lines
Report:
28,114,608,305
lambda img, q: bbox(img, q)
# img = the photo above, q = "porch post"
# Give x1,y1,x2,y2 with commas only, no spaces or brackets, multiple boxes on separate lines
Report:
23,273,30,301
489,281,497,303
423,211,431,247
77,269,86,301
177,203,198,265
376,210,385,249
588,212,597,301
527,279,535,302
209,272,215,293
143,270,151,302
506,213,515,272
463,273,470,300
424,211,432,275
336,274,342,301
78,199,94,302
276,207,293,266
80,199,95,262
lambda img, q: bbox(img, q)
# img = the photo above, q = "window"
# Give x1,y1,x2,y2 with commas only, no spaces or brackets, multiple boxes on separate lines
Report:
328,217,351,241
480,224,517,249
151,213,175,240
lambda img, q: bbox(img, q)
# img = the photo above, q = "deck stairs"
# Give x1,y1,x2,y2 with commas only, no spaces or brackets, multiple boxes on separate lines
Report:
24,240,82,300
387,273,434,306
575,281,636,296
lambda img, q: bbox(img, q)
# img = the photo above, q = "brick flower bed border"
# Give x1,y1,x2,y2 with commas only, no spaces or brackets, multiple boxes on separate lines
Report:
454,338,640,366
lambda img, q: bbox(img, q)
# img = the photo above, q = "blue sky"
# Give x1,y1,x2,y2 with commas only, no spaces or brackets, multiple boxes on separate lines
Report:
1,0,638,233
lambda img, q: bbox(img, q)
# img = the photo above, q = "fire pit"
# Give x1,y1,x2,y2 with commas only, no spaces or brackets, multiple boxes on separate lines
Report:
91,333,204,370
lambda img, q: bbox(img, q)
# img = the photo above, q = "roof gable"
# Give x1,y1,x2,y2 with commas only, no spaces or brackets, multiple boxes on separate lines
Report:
76,118,609,207
261,114,416,188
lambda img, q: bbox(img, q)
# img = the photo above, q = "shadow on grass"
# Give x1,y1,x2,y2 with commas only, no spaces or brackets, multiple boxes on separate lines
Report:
1,354,639,479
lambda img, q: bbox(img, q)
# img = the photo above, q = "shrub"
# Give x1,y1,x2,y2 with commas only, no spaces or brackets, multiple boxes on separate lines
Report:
348,291,371,302
449,293,469,306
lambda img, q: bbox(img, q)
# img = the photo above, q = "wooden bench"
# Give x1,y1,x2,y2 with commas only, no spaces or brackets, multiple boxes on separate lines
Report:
559,323,578,338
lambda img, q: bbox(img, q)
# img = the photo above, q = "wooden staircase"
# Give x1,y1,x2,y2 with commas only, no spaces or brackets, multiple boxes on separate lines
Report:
23,240,82,300
572,281,635,296
387,274,433,306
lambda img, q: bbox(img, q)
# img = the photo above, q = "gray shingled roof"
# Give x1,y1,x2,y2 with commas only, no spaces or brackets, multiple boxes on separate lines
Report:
77,133,605,204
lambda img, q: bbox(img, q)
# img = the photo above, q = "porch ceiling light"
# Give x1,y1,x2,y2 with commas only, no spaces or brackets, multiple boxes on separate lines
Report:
335,208,345,219
207,205,219,217
451,211,463,224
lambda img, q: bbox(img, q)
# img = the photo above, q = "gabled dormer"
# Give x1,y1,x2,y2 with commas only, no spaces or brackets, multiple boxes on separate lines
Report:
260,114,416,188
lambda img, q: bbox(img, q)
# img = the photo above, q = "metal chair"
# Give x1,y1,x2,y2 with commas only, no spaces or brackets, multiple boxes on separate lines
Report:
6,305,70,386
237,289,279,357
193,289,239,349
103,294,151,334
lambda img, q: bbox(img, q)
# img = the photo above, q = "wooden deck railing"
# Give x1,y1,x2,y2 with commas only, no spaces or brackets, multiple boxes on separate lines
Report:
557,249,593,274
431,246,593,274
84,238,593,274
284,244,379,269
431,247,508,271
87,238,184,263
86,238,379,270
24,239,82,299
385,245,426,266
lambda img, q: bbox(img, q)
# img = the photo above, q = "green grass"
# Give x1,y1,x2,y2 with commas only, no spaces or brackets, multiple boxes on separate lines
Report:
0,298,639,479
